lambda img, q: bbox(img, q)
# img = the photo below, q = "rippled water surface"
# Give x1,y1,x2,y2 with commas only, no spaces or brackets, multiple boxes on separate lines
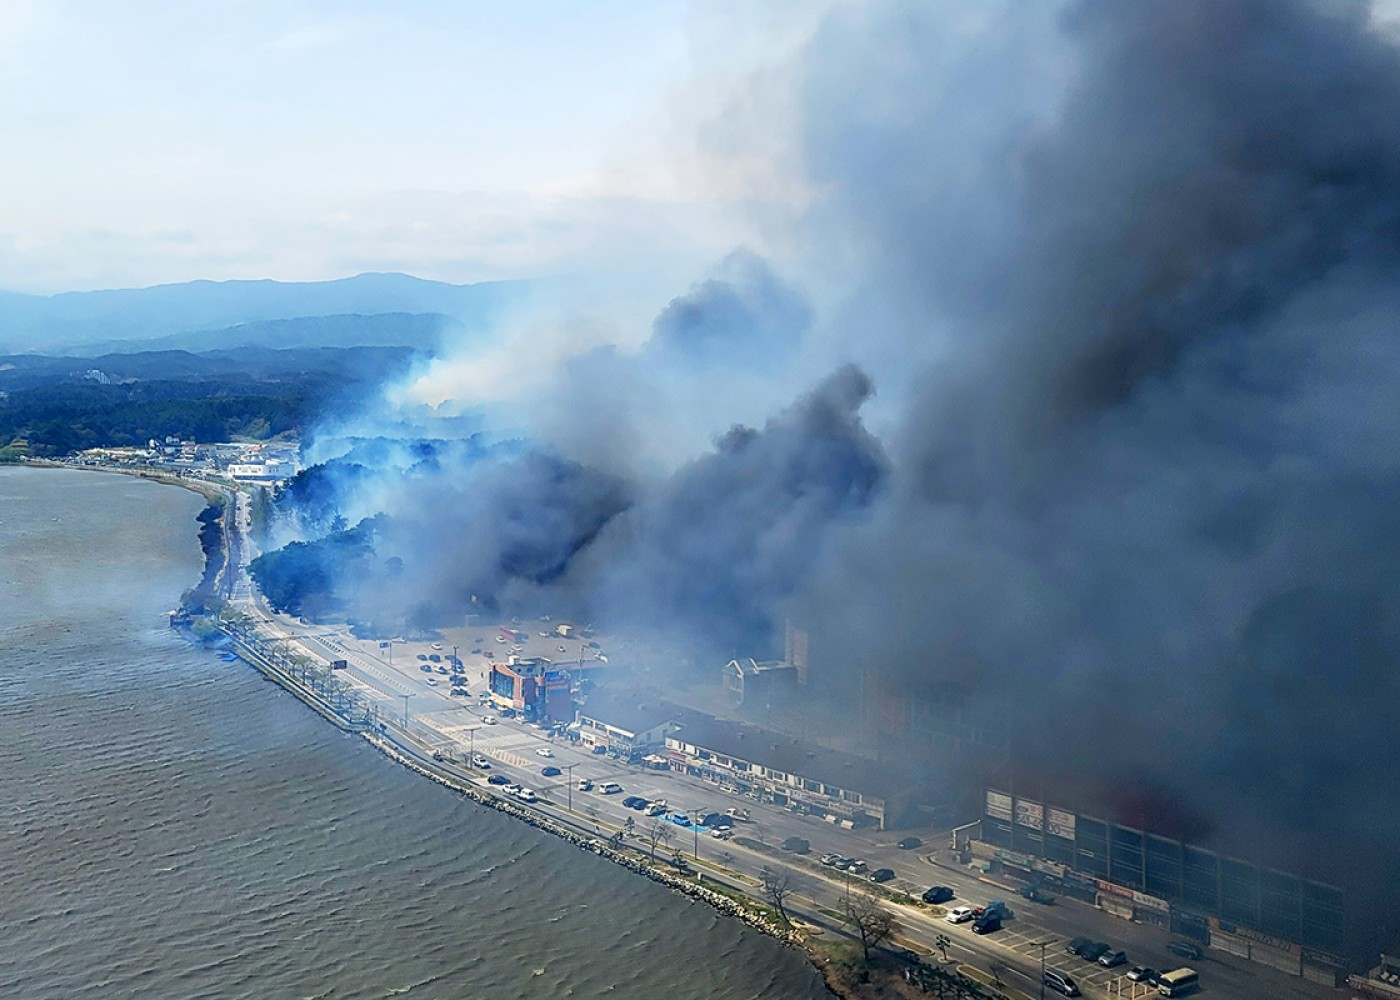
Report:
0,466,828,1000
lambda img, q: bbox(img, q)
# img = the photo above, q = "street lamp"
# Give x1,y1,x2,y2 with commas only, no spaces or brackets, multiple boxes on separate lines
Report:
1033,939,1053,1000
563,763,577,813
402,693,411,730
464,726,480,763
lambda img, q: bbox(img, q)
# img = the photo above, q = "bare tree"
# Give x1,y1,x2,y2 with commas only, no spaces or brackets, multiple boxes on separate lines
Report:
760,865,795,925
934,932,951,963
844,893,899,963
646,819,674,861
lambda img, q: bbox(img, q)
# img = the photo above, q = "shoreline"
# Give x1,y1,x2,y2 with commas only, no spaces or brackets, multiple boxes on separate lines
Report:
18,461,946,1000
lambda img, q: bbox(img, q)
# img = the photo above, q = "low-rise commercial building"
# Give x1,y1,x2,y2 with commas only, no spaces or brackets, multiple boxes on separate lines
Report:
573,691,690,752
664,715,914,829
722,657,800,708
487,656,572,721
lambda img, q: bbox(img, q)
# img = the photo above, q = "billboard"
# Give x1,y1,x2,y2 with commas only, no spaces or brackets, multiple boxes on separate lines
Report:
986,790,1012,821
1046,807,1076,839
1015,798,1044,830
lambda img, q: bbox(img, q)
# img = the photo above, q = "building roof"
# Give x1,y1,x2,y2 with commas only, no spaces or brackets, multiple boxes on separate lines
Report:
669,713,901,800
575,690,699,737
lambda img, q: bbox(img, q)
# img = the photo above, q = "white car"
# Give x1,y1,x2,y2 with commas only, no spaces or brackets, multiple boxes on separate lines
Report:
431,642,443,650
645,801,668,816
482,715,498,725
515,788,538,803
945,906,976,924
425,677,437,686
495,636,506,643
535,748,554,758
471,754,490,768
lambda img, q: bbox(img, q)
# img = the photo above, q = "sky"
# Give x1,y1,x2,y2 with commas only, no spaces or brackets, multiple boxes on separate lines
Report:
0,1,812,293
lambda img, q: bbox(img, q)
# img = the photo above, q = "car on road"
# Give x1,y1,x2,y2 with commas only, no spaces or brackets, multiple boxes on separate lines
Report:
535,748,554,758
482,715,498,725
425,678,437,686
711,827,733,840
1019,885,1056,904
502,783,522,794
922,886,955,904
971,912,1002,935
576,778,593,791
1098,949,1127,968
868,868,896,884
450,687,469,697
471,754,490,768
515,788,538,803
945,906,976,924
897,836,922,850
1166,941,1204,961
487,774,510,785
541,766,562,777
599,781,623,794
1126,966,1158,984
723,807,750,822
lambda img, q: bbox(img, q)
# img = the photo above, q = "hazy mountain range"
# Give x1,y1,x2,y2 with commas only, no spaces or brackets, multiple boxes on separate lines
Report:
0,272,524,355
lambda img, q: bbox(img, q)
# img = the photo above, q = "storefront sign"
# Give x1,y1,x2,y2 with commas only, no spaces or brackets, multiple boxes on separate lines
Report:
986,790,1012,821
1046,807,1076,839
1015,798,1044,830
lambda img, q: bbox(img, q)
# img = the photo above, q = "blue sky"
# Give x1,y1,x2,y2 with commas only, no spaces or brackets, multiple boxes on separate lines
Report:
0,1,805,292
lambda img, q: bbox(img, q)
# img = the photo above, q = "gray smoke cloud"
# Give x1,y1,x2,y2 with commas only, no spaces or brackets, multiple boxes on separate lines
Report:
787,0,1400,899
260,0,1400,946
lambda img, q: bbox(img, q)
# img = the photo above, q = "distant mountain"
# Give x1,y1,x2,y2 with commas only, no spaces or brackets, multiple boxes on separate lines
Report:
70,311,452,356
0,272,524,353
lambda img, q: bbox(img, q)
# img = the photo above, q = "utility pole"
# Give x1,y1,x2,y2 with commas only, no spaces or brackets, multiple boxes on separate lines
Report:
402,694,410,730
564,763,577,814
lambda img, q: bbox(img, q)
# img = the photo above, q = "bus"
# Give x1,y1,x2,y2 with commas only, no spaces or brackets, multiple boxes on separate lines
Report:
1157,968,1199,996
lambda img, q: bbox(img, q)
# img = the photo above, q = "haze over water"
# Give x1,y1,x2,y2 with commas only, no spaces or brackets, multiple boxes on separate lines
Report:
0,466,828,1000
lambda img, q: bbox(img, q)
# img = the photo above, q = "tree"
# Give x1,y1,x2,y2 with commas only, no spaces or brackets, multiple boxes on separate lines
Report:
760,865,795,925
646,818,674,861
844,893,899,963
623,816,636,838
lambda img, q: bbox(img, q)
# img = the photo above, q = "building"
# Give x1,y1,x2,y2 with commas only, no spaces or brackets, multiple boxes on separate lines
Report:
1349,953,1400,997
573,691,690,752
722,657,800,708
487,656,572,721
664,714,918,829
977,784,1346,986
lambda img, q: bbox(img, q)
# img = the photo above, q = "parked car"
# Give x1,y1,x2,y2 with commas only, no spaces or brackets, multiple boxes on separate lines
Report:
711,827,733,840
1066,937,1092,956
482,715,498,725
419,664,433,673
897,836,922,850
945,906,976,924
450,687,469,697
724,807,750,822
535,748,554,758
425,678,437,686
820,853,843,867
645,802,667,817
1043,970,1081,997
1166,941,1204,961
843,859,868,874
868,868,896,884
671,813,692,827
1077,941,1111,963
922,886,955,904
780,837,810,853
1126,966,1157,983
487,774,509,785
541,766,562,777
471,754,490,768
599,782,623,794
971,912,1002,935
591,744,608,754
1098,949,1127,968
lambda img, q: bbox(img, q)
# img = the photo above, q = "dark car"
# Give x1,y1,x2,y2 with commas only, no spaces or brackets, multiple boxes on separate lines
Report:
1066,937,1092,956
419,664,433,673
541,766,562,777
621,796,644,809
897,836,922,850
780,837,810,853
869,868,896,884
1019,885,1056,904
1043,970,1081,997
487,774,510,785
922,886,955,904
1078,941,1111,963
1126,966,1157,983
1167,940,1204,961
971,913,1001,935
591,744,608,754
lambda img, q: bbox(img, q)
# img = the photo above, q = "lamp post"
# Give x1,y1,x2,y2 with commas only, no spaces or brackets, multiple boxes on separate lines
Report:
465,726,479,763
563,763,577,813
401,693,410,730
1034,939,1052,1000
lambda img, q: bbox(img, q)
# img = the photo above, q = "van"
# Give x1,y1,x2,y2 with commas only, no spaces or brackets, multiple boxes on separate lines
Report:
600,781,623,794
1043,970,1080,997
